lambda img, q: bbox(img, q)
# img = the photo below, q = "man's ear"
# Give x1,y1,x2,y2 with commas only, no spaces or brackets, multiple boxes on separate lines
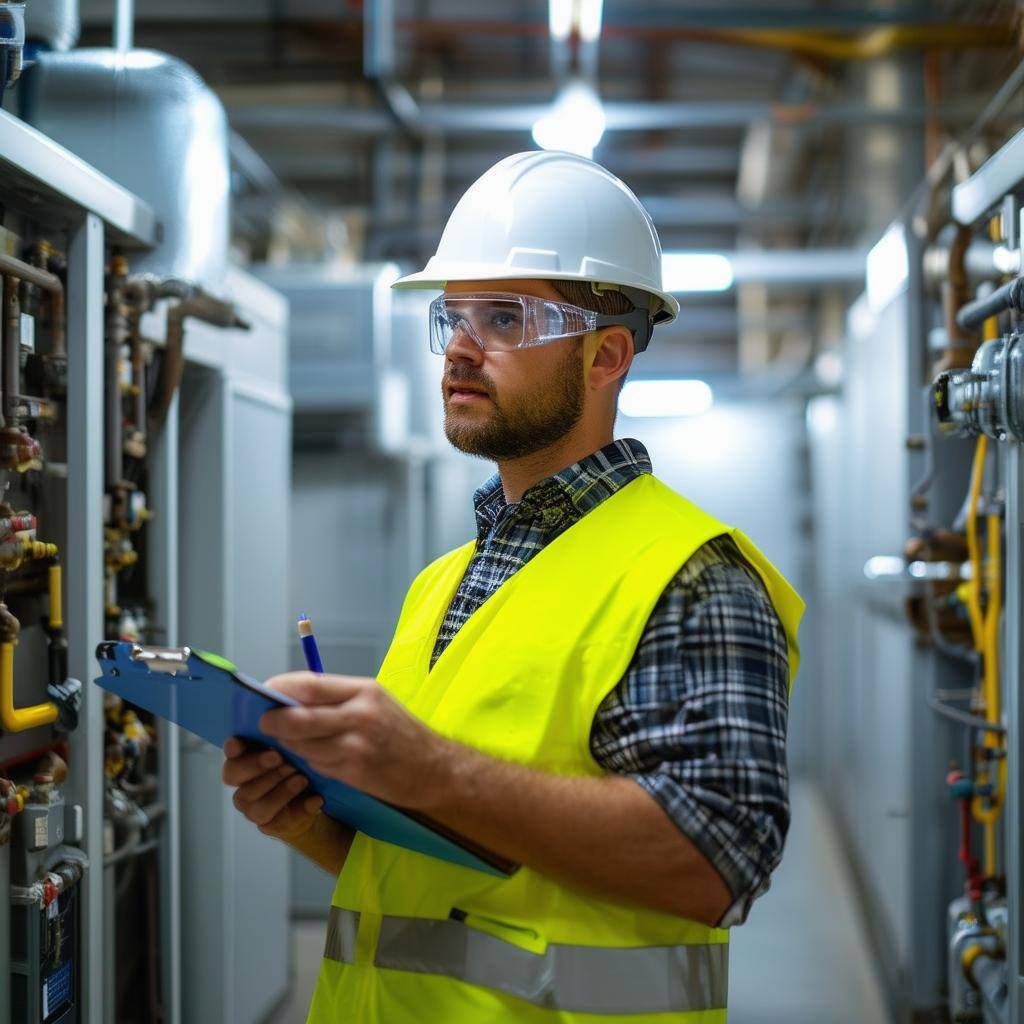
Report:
588,327,633,392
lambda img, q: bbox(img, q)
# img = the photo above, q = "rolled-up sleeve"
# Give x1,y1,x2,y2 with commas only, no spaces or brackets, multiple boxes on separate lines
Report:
589,533,791,926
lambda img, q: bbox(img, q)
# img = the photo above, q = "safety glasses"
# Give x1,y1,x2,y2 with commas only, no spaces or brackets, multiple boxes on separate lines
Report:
428,292,647,354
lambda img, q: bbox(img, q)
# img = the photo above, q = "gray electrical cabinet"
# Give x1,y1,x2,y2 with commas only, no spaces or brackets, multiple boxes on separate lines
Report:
1,96,292,1024
177,270,293,1024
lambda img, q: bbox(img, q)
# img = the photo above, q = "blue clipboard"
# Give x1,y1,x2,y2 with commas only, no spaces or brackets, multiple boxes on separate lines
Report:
94,641,515,878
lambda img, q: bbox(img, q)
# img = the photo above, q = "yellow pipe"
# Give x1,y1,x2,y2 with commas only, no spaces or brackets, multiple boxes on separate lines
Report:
976,223,1003,871
973,513,1006,859
716,24,1015,61
0,641,57,732
965,436,987,652
49,563,62,629
983,514,1003,746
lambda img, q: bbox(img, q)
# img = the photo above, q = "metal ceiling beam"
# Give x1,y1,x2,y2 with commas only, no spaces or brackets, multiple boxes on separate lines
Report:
255,144,738,181
289,195,858,231
574,7,986,30
229,98,976,135
229,130,282,194
79,4,991,32
642,196,863,228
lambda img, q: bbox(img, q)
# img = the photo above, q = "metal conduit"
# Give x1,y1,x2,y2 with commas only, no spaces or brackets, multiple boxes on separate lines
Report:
957,277,1024,331
0,253,62,294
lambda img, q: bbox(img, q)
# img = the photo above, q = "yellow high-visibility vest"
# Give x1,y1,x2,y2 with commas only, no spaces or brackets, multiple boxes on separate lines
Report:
307,473,804,1023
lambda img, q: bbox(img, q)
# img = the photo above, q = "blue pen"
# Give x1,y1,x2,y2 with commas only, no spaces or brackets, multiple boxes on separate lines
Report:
297,613,325,673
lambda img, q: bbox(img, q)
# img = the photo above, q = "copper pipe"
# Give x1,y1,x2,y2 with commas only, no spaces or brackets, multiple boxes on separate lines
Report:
105,259,130,490
27,245,66,360
0,253,61,294
50,286,66,358
937,223,976,373
153,291,249,426
2,275,18,427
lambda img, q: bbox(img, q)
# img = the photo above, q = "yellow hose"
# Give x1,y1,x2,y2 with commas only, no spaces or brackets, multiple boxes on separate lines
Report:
49,562,62,629
0,641,57,732
965,436,987,652
973,513,1006,861
973,230,1007,869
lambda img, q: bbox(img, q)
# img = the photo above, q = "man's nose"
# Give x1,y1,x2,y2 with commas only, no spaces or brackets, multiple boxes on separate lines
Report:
445,322,486,364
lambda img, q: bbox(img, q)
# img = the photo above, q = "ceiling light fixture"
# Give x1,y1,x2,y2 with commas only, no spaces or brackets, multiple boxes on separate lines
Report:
577,0,604,42
618,379,714,419
661,252,734,293
548,0,573,42
532,80,606,160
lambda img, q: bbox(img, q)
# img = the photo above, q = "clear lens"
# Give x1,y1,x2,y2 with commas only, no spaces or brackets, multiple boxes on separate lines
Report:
429,294,597,354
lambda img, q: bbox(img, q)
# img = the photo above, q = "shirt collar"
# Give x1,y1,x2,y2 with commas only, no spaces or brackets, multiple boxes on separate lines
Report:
472,438,652,537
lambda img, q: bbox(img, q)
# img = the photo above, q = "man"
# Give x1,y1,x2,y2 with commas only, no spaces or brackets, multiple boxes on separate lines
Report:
223,151,803,1022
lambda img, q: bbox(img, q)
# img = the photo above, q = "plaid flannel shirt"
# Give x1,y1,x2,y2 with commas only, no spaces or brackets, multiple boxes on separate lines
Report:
430,438,790,926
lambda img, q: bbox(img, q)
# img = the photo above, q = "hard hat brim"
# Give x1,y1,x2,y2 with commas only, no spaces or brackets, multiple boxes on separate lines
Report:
392,265,680,324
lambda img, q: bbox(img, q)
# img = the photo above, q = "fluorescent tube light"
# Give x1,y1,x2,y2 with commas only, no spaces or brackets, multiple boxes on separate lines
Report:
549,0,573,41
577,0,604,42
863,555,906,581
661,252,734,293
532,81,606,160
618,380,714,419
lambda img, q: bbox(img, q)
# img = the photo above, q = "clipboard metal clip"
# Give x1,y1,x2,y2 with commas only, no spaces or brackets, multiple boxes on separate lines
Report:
129,644,192,675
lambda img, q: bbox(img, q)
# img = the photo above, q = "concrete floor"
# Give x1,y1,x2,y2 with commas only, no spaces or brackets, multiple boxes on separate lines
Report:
266,780,891,1024
729,780,891,1024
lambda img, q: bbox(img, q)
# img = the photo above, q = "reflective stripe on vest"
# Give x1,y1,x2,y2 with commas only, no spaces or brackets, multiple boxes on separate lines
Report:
323,908,728,1015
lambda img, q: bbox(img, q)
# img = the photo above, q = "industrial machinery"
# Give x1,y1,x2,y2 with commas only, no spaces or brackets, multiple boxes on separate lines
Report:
924,129,1024,1024
0,104,118,1021
809,117,1024,1021
1,21,292,1024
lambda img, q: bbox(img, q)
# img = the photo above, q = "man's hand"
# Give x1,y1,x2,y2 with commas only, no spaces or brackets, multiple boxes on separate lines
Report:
221,736,323,841
259,673,451,811
257,673,731,923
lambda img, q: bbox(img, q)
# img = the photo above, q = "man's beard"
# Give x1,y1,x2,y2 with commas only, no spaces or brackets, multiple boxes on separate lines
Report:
443,342,585,461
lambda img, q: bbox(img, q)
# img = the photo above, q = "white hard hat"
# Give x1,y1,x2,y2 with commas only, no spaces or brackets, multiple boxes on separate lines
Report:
393,151,679,348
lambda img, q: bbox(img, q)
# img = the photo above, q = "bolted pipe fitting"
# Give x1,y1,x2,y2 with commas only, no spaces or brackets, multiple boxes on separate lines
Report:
934,333,1024,442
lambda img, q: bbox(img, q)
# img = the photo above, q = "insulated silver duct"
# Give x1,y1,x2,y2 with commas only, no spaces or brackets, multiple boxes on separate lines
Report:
24,0,80,52
23,48,231,286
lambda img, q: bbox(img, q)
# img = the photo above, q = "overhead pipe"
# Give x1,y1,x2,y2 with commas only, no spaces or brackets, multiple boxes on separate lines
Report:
393,13,1012,48
227,98,978,136
364,0,422,136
